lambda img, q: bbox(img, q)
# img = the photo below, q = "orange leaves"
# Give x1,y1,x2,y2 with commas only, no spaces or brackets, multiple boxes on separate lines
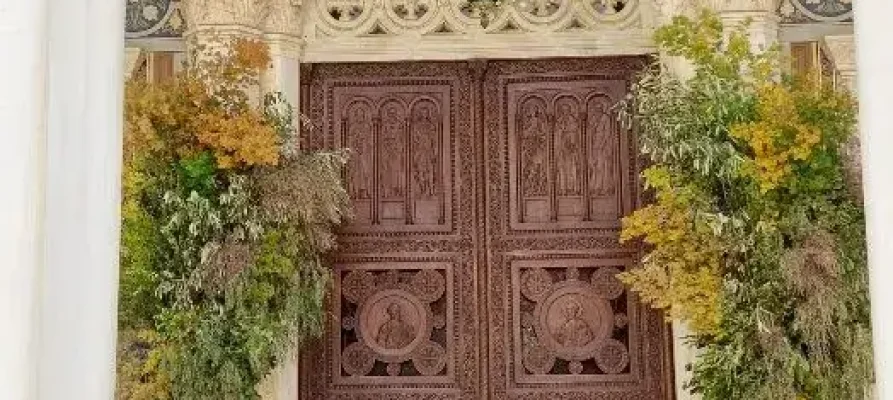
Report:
124,38,280,172
194,110,280,169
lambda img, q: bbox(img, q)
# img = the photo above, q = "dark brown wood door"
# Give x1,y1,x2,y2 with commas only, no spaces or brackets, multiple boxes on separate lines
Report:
300,58,672,400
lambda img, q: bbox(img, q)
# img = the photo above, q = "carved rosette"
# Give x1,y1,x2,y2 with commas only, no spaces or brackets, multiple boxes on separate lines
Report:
340,268,448,377
520,265,631,376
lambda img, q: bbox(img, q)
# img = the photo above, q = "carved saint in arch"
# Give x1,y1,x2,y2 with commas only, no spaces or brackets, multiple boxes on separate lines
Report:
587,99,618,197
554,98,582,196
376,302,416,350
346,103,374,200
553,299,595,348
519,98,549,197
379,101,407,199
411,101,440,198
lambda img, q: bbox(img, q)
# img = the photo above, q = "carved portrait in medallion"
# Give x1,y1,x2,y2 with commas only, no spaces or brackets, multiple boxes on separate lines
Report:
517,263,631,377
339,267,449,378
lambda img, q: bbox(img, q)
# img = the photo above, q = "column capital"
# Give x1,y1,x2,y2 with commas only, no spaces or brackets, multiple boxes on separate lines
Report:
262,0,303,37
181,0,270,38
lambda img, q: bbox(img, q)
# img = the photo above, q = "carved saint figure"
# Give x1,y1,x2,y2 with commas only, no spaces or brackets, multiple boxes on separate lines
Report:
411,103,439,198
376,302,416,350
555,100,581,196
553,300,594,348
347,105,374,200
380,103,407,199
588,100,617,196
519,99,549,197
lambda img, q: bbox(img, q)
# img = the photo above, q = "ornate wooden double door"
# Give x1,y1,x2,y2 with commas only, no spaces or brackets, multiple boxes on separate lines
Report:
300,58,672,400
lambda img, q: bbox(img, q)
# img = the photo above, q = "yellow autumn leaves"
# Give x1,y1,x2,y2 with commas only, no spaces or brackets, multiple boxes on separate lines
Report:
619,167,724,335
124,38,280,171
731,84,822,193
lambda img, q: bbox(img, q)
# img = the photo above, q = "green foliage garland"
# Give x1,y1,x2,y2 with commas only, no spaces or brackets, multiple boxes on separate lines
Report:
117,38,350,399
618,10,873,400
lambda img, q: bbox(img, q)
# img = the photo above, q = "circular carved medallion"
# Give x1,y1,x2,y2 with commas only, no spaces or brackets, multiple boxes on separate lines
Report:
523,343,556,375
342,270,376,304
591,266,624,300
521,268,554,302
412,341,447,376
534,281,613,361
357,289,432,363
594,339,629,374
342,342,376,376
409,269,446,302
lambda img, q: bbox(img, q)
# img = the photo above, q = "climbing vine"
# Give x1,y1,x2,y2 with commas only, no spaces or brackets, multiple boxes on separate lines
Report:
618,10,872,400
116,38,350,399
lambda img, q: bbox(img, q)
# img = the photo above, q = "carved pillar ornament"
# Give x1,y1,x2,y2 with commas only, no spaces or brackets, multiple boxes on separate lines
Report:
707,0,781,52
181,0,270,38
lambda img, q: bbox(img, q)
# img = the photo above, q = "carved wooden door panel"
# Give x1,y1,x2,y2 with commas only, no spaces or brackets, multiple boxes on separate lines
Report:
480,59,672,400
300,58,671,400
300,62,483,400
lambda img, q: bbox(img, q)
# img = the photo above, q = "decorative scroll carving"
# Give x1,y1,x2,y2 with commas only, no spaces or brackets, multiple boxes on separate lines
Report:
778,0,852,23
306,0,642,38
181,0,270,30
126,0,187,38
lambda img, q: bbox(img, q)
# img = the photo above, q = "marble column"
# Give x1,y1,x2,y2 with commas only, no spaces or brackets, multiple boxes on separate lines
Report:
0,0,49,398
38,0,125,398
261,2,305,398
852,1,893,398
